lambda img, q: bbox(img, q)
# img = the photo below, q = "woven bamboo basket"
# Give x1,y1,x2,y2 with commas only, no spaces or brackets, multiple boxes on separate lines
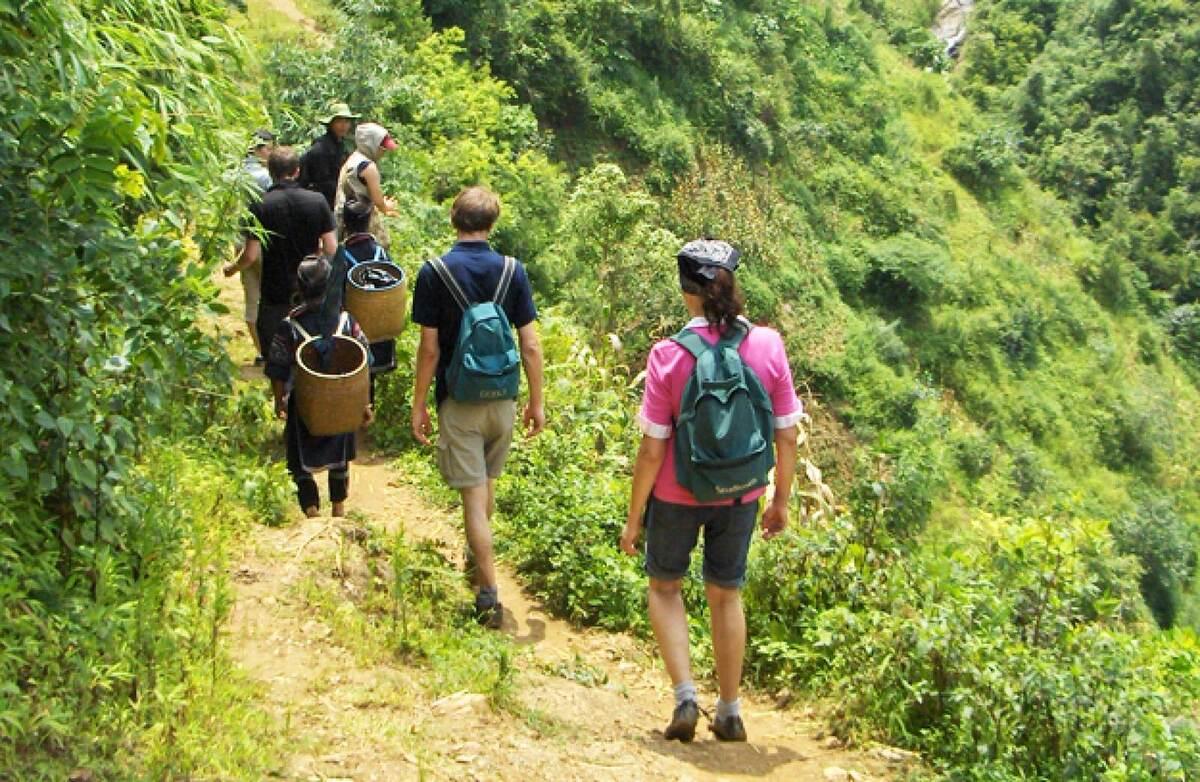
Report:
345,261,407,341
294,335,369,436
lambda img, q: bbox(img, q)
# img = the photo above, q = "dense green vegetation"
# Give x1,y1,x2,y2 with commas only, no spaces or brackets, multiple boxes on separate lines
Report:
958,0,1200,335
5,0,1200,778
0,3,294,775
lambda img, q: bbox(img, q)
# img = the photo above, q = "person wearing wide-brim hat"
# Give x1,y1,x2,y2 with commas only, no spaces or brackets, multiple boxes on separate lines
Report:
299,101,361,209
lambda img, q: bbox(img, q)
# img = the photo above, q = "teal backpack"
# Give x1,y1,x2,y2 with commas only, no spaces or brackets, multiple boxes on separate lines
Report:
672,324,775,502
428,255,521,403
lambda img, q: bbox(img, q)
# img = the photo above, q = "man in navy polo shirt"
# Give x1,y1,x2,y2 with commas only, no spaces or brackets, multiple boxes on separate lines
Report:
411,185,545,629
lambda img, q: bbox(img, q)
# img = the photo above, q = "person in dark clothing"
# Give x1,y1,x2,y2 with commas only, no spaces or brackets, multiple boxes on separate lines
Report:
298,102,359,209
336,202,397,397
224,146,337,354
264,255,373,517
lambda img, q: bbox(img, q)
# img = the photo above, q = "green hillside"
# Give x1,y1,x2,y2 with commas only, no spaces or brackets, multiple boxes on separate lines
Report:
3,0,1199,778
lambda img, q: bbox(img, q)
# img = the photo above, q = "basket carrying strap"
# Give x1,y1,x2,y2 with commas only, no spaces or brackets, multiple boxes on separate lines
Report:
288,311,349,343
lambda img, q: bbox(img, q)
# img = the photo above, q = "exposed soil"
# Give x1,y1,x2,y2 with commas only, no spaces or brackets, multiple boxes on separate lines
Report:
213,273,911,782
258,0,322,34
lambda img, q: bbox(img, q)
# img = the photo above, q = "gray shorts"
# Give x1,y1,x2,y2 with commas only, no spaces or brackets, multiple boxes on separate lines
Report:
644,497,760,588
436,398,516,489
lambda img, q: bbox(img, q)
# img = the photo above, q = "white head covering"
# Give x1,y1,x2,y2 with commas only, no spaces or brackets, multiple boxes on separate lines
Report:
354,122,390,161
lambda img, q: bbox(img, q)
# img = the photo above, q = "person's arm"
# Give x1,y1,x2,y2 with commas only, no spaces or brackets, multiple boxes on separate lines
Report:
411,326,440,445
223,237,260,277
318,229,336,257
359,162,397,216
761,425,798,539
516,322,545,438
620,435,668,555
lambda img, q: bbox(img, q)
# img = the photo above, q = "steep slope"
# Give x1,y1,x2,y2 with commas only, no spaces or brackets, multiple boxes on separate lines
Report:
254,1,1200,778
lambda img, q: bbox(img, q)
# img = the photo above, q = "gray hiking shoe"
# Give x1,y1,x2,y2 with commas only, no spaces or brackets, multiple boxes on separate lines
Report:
710,713,747,742
664,700,700,742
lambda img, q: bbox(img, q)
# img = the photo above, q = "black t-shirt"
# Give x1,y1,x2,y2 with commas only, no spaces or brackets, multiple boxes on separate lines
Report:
411,241,537,404
246,181,336,307
298,131,348,209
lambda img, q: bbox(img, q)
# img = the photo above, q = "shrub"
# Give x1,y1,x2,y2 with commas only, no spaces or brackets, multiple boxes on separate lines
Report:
1112,495,1199,629
1166,304,1200,368
862,234,955,315
806,516,1199,780
944,128,1022,194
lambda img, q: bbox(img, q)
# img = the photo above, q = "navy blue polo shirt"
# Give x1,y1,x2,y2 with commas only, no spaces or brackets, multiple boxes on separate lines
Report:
412,240,537,404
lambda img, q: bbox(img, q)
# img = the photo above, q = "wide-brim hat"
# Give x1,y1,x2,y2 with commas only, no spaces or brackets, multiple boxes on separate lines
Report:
677,238,741,280
318,102,361,125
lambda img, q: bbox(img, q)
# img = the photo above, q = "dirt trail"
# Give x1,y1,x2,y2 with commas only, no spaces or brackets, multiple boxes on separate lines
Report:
257,0,322,34
213,3,915,775
212,266,909,781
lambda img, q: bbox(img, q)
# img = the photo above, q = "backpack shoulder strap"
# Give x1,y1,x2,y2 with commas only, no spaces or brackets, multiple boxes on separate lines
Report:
428,256,470,311
718,321,751,350
494,256,516,304
671,328,711,360
336,311,351,335
371,243,388,264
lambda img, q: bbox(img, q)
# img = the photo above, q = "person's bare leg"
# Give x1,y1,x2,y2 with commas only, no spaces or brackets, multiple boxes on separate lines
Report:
461,483,496,592
649,578,691,687
706,582,746,703
247,320,262,357
650,576,699,740
705,581,748,740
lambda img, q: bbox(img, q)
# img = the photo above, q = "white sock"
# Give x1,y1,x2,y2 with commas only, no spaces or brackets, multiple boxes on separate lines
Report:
716,697,740,719
674,680,697,706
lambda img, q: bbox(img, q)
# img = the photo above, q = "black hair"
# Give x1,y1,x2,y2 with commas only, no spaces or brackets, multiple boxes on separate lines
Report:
680,265,744,331
342,201,373,234
297,255,331,303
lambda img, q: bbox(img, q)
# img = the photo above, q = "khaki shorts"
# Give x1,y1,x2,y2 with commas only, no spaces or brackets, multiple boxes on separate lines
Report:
437,398,516,489
240,258,262,323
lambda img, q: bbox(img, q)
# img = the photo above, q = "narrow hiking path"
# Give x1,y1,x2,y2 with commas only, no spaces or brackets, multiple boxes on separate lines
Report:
209,271,913,781
210,3,917,776
257,0,322,34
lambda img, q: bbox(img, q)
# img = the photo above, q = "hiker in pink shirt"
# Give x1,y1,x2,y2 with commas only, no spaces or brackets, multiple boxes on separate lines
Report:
620,239,803,744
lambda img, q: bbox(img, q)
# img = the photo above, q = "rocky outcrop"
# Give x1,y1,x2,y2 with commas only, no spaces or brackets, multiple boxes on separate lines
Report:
933,0,976,59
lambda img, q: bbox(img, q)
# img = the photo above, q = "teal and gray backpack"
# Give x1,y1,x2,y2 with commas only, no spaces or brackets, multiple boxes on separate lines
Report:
428,255,521,403
672,324,775,502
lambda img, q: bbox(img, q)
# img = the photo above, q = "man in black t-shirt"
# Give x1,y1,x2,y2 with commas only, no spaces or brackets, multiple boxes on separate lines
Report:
411,186,545,629
224,146,336,355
